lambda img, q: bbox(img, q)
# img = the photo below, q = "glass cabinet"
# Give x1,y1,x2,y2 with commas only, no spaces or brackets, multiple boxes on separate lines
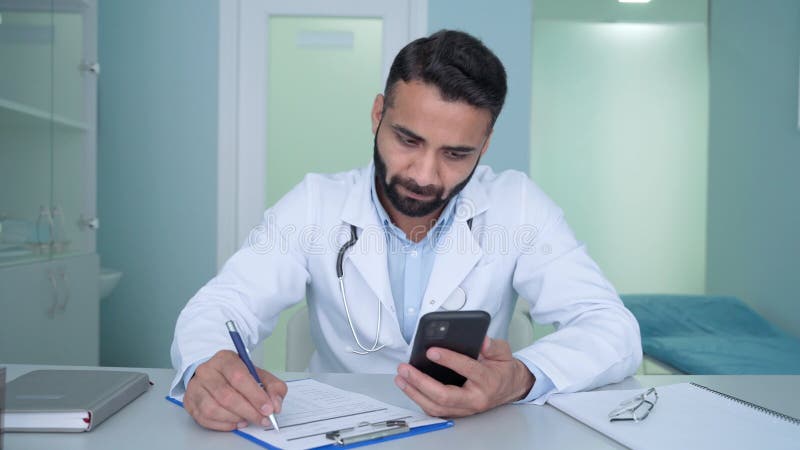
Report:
0,0,96,266
0,0,98,364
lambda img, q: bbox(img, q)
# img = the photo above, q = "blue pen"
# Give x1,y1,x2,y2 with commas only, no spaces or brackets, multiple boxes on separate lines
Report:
226,320,280,432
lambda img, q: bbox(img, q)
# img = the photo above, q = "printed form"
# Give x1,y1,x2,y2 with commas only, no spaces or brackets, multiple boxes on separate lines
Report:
170,378,448,450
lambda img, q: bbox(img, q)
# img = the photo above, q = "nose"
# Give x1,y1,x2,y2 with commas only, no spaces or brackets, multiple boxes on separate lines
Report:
407,150,440,189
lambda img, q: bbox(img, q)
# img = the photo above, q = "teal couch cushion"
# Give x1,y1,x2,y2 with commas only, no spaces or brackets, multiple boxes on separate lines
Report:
622,295,800,374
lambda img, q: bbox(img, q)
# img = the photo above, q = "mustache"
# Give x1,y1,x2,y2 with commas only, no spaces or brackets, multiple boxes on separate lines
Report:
394,176,443,198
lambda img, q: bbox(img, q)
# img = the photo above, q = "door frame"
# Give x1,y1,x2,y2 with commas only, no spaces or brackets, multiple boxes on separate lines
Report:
217,0,427,268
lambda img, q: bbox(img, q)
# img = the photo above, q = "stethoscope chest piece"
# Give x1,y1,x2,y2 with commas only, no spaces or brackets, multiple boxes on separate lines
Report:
440,286,467,311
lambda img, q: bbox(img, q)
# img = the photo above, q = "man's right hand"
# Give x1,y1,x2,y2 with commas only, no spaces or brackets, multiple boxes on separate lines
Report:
184,350,287,431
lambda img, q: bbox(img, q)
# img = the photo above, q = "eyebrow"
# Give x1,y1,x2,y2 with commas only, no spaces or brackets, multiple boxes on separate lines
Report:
391,124,478,154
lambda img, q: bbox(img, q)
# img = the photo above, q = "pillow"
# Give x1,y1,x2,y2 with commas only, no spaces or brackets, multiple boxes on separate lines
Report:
645,335,800,374
621,295,786,338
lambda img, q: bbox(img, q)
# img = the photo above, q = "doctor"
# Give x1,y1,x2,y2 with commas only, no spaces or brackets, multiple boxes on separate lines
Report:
171,30,642,431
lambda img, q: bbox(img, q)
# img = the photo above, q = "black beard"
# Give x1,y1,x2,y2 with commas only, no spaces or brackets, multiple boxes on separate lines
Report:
372,129,479,218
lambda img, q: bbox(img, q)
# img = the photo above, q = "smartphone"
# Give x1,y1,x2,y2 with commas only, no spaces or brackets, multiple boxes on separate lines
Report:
408,310,491,386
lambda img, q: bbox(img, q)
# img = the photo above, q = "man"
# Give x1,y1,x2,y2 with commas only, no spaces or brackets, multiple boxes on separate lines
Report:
171,30,642,431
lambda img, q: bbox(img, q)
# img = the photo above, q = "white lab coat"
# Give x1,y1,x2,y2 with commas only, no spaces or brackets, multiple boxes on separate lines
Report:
170,164,642,401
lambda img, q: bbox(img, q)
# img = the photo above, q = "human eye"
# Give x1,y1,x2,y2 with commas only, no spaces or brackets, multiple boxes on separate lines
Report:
396,134,418,147
444,150,469,161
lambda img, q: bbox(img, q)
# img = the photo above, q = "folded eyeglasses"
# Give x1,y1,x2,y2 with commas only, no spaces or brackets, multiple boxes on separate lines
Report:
608,387,659,423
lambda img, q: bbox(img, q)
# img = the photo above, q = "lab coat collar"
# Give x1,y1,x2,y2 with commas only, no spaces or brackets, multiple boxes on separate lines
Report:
340,163,380,230
339,163,490,324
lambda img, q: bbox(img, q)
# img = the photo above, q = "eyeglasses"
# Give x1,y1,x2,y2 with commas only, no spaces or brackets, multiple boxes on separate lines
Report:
608,387,659,422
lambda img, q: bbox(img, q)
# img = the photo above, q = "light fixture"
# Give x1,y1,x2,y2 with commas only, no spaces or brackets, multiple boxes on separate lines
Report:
618,0,651,3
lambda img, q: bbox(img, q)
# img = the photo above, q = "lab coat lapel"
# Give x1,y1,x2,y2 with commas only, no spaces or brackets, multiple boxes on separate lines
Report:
339,164,397,320
346,231,396,317
419,219,482,315
419,177,490,315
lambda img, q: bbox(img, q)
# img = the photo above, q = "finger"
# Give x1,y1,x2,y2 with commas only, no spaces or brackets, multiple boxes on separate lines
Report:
207,366,270,426
220,360,276,418
477,337,490,362
186,351,270,428
426,346,484,380
207,381,266,427
185,355,248,428
394,374,474,418
187,384,246,425
194,414,247,432
257,368,288,413
479,337,513,361
397,363,471,410
185,365,245,424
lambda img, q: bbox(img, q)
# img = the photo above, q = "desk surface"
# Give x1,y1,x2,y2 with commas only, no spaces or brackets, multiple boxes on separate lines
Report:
3,364,799,450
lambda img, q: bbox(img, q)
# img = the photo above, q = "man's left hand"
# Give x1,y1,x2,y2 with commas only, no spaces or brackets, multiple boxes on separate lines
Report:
395,337,535,417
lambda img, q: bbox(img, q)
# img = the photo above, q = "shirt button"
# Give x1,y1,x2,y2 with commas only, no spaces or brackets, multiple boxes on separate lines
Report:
407,307,415,314
429,299,435,305
410,250,418,257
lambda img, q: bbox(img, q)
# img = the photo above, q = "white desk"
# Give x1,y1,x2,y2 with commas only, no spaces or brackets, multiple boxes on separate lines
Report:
3,364,799,450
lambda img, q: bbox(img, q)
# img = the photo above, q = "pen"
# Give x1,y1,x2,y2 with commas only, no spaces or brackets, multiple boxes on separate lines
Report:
226,320,280,432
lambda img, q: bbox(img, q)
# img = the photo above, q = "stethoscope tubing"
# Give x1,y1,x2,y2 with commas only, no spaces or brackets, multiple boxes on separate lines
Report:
337,219,474,354
338,225,384,354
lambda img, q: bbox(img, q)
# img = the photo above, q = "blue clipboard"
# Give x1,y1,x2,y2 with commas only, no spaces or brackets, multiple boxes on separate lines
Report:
166,395,454,449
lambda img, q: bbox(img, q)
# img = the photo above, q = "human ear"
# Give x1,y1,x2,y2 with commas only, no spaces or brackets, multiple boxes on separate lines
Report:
371,94,385,134
479,129,493,157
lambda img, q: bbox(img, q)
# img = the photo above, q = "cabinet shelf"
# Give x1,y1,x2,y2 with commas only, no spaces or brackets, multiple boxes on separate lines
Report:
0,251,48,268
0,247,88,268
0,97,88,132
0,0,88,13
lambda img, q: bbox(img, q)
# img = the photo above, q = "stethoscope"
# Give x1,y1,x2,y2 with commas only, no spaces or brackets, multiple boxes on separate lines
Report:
337,224,384,354
336,218,473,355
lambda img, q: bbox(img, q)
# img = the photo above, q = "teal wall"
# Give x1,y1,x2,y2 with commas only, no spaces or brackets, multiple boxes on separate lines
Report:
530,20,709,295
428,0,533,172
97,0,219,367
706,0,800,337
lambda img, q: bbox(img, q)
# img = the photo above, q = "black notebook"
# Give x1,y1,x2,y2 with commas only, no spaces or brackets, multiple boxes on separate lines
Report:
3,369,150,432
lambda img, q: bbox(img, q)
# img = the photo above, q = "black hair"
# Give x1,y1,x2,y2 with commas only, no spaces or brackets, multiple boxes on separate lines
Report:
383,29,507,128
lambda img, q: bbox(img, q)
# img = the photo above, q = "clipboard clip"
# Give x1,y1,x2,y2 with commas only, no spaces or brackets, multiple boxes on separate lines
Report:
325,419,410,446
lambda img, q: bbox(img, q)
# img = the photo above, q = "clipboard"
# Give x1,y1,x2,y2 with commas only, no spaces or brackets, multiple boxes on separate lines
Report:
325,419,409,445
166,378,453,450
318,419,452,449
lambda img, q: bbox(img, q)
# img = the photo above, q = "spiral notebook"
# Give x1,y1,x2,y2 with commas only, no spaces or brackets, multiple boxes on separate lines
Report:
548,382,799,450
